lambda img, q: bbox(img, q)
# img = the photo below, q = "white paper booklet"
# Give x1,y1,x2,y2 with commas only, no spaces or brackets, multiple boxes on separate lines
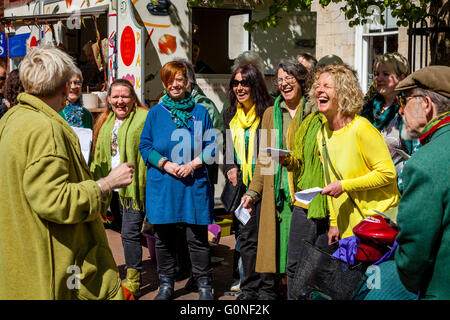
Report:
294,187,323,205
72,127,93,165
264,147,292,159
234,202,251,225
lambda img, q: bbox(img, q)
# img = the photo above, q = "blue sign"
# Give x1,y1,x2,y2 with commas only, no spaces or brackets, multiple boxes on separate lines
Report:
0,33,6,57
9,33,31,57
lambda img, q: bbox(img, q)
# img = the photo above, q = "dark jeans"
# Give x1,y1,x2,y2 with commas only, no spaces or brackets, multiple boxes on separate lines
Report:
239,201,278,300
111,192,145,270
286,206,331,300
154,223,212,280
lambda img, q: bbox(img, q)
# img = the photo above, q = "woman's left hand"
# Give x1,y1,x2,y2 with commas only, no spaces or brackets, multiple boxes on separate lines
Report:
321,181,343,198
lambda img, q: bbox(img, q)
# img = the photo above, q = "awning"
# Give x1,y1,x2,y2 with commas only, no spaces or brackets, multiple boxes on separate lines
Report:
0,5,109,28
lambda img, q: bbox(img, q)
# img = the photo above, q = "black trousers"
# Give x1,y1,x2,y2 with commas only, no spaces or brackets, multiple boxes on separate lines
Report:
239,201,278,299
154,223,212,280
286,206,332,300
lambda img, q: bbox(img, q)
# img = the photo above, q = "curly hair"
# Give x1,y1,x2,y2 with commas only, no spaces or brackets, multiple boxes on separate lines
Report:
227,64,273,118
309,64,364,117
5,69,24,108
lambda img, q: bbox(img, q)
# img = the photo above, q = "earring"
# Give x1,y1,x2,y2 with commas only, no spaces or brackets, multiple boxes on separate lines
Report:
108,104,112,110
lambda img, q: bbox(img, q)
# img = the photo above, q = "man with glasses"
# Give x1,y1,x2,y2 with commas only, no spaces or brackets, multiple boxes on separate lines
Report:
394,65,450,300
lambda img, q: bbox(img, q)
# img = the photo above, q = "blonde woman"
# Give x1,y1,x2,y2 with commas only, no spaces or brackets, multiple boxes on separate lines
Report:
313,64,401,243
0,45,134,299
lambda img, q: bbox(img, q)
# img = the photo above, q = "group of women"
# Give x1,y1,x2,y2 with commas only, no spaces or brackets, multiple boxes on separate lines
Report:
230,51,417,300
53,44,416,300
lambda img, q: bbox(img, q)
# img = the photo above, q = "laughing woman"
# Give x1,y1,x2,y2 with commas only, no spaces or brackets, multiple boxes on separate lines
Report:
90,79,148,297
139,61,216,300
222,63,272,300
314,64,400,243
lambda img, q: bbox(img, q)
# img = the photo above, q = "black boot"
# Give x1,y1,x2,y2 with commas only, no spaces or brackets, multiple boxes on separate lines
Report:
197,277,214,300
154,275,174,300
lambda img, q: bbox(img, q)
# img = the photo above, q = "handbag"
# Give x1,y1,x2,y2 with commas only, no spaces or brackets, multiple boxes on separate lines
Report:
221,170,246,213
291,239,368,300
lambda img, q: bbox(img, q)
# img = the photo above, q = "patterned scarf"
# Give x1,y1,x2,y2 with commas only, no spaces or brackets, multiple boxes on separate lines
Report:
62,99,84,127
420,111,450,145
161,92,195,128
361,93,402,130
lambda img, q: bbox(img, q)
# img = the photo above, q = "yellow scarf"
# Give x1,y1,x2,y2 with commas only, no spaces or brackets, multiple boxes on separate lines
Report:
229,104,260,186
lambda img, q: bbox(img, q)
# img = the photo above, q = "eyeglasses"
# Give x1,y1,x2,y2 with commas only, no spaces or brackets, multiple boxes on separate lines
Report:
231,79,251,88
70,80,82,86
397,94,425,113
277,75,297,85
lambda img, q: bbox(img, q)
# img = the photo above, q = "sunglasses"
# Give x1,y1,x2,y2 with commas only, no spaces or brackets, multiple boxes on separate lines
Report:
231,79,251,88
396,94,424,113
0,76,6,81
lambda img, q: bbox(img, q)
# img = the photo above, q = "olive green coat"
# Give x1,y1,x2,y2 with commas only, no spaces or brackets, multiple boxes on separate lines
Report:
0,93,123,300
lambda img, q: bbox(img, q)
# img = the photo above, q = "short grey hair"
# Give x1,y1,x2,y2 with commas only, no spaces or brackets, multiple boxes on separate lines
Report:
411,87,450,115
19,45,77,97
231,50,264,75
71,67,84,82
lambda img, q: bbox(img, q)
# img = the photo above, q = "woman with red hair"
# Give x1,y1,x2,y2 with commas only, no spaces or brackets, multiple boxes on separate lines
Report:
139,60,217,300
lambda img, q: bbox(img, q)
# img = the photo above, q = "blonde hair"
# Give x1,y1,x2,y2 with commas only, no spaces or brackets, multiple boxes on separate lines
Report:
374,52,410,77
309,64,364,116
19,45,77,97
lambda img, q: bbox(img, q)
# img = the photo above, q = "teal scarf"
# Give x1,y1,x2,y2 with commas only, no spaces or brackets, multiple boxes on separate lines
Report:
361,92,402,130
161,92,195,128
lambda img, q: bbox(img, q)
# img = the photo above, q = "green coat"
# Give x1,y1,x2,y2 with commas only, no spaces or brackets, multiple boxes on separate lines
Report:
395,125,450,300
0,93,123,300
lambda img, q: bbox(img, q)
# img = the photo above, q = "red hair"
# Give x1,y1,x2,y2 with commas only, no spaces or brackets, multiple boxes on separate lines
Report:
160,61,187,88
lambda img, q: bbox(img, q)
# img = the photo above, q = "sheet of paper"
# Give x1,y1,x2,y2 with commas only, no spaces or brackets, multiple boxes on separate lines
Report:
234,202,251,225
72,127,93,165
394,148,410,160
294,187,323,205
264,147,292,159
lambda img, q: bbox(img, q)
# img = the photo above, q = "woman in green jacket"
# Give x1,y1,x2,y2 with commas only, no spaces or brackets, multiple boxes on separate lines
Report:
0,45,134,300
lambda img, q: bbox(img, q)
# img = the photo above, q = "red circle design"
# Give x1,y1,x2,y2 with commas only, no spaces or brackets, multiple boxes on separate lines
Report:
120,26,136,67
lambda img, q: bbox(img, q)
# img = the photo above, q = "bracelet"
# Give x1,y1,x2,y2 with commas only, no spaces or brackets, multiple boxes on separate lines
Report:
159,157,169,170
97,181,104,195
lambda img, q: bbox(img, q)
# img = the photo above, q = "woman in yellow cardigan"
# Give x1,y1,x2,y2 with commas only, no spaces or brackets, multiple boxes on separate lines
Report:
313,64,400,242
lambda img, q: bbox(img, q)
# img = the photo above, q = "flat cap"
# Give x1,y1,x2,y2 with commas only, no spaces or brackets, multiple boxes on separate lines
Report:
395,65,450,98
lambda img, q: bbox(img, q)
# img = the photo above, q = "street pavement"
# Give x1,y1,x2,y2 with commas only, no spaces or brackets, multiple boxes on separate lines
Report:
105,228,237,300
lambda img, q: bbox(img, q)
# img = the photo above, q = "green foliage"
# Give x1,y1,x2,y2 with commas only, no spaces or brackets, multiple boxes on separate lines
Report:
187,0,433,32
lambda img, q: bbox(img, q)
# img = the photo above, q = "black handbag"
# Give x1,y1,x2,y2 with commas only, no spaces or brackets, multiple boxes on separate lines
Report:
221,170,246,213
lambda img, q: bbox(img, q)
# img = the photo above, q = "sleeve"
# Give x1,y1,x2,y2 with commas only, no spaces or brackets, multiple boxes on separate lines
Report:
248,109,272,196
139,110,160,168
23,155,102,224
394,161,443,294
341,122,397,192
83,107,94,130
199,107,217,164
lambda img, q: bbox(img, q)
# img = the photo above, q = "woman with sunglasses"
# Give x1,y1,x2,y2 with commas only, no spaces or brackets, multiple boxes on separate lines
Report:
58,68,93,129
360,53,420,192
222,63,273,300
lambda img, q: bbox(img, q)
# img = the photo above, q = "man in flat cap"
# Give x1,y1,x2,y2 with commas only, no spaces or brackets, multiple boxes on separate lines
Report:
394,65,450,299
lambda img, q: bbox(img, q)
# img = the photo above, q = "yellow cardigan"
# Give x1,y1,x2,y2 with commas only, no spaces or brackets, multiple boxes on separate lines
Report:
318,115,400,239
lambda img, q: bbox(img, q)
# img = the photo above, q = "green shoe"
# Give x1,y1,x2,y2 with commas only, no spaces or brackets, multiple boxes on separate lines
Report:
123,268,141,297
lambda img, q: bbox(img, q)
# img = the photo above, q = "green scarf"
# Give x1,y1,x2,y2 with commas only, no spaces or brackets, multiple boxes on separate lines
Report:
90,108,148,211
161,92,195,128
273,95,305,211
293,112,328,219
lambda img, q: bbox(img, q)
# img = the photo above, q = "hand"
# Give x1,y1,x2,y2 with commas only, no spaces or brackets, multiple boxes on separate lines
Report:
241,194,254,213
104,162,136,190
162,161,181,177
174,163,194,179
321,181,343,198
227,167,239,187
328,226,340,245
